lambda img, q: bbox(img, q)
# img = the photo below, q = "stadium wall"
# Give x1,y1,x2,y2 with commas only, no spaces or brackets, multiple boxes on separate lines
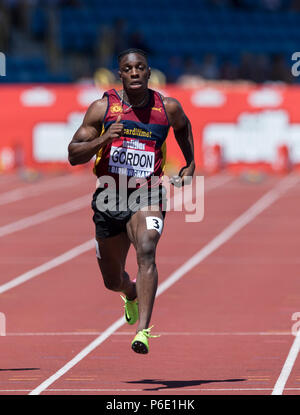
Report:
0,84,299,174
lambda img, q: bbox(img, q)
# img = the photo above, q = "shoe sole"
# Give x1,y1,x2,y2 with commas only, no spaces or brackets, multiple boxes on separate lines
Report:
131,340,148,354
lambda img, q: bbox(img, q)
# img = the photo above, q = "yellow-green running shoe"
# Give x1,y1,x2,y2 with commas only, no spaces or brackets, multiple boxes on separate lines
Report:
121,295,139,325
131,326,160,354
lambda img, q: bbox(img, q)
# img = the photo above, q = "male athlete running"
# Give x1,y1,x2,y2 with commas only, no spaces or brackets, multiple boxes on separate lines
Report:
68,48,195,354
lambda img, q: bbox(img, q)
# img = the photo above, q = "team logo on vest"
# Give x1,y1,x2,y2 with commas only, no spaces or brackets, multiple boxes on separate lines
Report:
110,103,122,114
152,107,162,112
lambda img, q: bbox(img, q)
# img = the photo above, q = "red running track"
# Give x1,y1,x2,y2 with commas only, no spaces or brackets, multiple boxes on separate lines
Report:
0,170,300,396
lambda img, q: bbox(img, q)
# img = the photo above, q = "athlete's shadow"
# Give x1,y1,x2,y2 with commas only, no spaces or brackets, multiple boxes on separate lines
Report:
0,368,40,371
126,378,246,391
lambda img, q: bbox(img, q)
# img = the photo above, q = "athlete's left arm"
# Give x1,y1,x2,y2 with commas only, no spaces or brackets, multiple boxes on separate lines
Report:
164,97,195,185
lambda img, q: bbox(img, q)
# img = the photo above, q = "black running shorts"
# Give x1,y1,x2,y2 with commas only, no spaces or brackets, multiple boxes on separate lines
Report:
91,184,167,239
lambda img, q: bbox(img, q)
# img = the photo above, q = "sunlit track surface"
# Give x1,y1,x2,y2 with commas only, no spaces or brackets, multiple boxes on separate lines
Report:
0,171,300,395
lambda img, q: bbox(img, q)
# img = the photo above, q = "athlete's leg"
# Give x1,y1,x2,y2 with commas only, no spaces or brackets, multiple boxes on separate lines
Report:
95,232,136,300
126,207,164,332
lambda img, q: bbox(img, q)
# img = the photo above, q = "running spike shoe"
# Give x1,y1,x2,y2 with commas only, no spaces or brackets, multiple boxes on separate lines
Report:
121,295,139,325
131,326,160,354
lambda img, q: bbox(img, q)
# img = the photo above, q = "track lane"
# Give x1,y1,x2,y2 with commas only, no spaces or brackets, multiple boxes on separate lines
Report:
0,207,93,284
33,173,299,396
0,173,95,227
1,173,298,395
0,174,252,394
33,172,300,396
0,171,90,196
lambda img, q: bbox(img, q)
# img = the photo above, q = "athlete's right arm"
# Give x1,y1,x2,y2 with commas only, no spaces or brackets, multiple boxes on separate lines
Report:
68,98,123,165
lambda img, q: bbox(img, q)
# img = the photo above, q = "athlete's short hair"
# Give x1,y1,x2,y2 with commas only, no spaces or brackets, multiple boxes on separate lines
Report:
118,48,148,65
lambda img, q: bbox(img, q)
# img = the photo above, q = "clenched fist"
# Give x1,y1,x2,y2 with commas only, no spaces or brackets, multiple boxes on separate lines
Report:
100,115,124,146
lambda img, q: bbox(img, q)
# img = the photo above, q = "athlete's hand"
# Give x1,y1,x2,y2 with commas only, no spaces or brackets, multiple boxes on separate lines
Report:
100,115,124,145
170,162,195,187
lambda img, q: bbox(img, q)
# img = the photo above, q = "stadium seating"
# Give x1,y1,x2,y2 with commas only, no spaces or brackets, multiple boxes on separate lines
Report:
1,0,299,83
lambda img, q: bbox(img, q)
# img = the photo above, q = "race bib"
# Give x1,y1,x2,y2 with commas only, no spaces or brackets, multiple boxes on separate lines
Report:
108,138,155,178
146,216,164,234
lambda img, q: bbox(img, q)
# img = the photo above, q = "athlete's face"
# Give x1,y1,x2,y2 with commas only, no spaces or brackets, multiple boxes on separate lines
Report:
118,53,151,93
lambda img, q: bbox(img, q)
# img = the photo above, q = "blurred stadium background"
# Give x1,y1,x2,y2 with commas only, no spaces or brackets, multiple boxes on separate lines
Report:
1,0,300,177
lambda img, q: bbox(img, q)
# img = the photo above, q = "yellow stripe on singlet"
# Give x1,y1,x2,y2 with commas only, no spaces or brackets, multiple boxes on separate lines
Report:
93,124,105,175
161,140,167,173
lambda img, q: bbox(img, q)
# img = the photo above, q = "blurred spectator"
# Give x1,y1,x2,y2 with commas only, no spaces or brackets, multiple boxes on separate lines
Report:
2,0,23,29
220,58,238,80
260,0,282,10
165,55,184,83
208,0,231,8
93,17,130,70
0,5,10,51
1,0,299,84
290,0,300,10
238,52,256,81
200,53,220,80
228,0,245,7
60,0,81,5
111,18,129,56
183,55,201,76
129,30,151,55
269,53,293,83
95,24,115,68
69,52,93,83
228,0,259,9
252,54,270,83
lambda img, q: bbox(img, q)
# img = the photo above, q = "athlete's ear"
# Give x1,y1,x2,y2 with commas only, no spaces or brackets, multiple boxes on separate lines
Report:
148,67,151,79
118,70,122,80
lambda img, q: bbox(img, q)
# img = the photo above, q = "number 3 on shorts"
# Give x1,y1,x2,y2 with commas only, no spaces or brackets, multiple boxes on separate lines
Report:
146,216,164,235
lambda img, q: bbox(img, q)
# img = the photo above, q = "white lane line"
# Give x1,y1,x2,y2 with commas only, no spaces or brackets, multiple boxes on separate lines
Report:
0,388,283,392
5,388,300,393
0,174,91,206
0,240,94,294
38,388,277,392
0,194,90,238
9,388,300,392
28,173,299,395
271,330,300,395
46,388,300,392
29,318,125,396
5,331,295,336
